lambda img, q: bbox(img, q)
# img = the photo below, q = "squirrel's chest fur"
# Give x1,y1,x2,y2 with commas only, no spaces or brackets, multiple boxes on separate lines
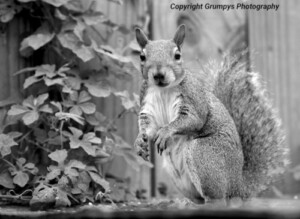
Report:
141,86,181,127
141,86,192,194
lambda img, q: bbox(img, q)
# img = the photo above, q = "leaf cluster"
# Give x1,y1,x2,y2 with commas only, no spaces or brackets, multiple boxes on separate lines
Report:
0,0,150,208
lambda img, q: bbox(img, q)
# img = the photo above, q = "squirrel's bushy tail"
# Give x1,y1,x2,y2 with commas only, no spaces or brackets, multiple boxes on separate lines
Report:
203,53,289,197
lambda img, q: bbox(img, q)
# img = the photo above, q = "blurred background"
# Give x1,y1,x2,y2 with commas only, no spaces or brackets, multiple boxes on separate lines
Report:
0,0,299,203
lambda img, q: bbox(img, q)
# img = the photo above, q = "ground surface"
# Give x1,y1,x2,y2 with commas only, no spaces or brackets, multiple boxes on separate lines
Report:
0,198,300,219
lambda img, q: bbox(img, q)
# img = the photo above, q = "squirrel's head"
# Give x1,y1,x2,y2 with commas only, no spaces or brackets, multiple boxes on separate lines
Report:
135,25,186,88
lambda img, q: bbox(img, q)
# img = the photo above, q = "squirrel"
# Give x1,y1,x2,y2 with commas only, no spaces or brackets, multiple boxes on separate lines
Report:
134,24,289,204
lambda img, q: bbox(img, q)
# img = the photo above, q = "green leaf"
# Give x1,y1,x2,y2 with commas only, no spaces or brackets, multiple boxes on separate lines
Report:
69,136,82,149
24,76,42,89
57,32,94,62
63,76,81,92
66,128,98,156
30,184,56,209
95,149,110,159
69,91,78,102
0,1,20,23
78,90,91,103
0,134,18,157
42,0,71,7
88,171,110,192
71,187,81,194
75,171,91,192
36,93,49,106
7,105,29,116
14,66,39,76
64,167,78,178
46,169,61,181
55,112,84,125
91,40,138,78
34,128,48,143
0,171,15,189
35,64,56,77
55,9,67,20
48,149,68,164
73,19,85,41
84,80,112,98
64,0,84,12
85,111,106,126
51,101,62,111
83,133,101,144
82,12,104,26
7,132,22,139
16,157,26,166
66,160,86,170
80,144,97,156
85,166,98,172
46,165,62,181
44,78,64,86
55,188,71,207
79,102,96,114
114,90,137,110
57,175,69,187
22,95,35,109
69,127,82,137
39,104,53,113
69,105,82,116
13,171,29,187
20,23,55,57
136,156,154,168
24,163,35,169
22,110,39,125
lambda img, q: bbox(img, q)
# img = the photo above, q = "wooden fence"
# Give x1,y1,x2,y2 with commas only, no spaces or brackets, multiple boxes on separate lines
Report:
248,0,300,193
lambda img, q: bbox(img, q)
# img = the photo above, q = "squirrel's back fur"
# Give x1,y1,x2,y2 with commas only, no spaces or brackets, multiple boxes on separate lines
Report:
202,55,289,197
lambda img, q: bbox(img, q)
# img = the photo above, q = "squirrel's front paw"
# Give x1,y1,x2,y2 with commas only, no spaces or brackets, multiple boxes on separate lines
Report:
154,127,173,155
134,133,149,161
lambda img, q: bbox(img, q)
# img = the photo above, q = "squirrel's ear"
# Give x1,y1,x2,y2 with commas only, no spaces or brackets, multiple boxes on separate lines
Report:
135,28,149,48
173,24,185,48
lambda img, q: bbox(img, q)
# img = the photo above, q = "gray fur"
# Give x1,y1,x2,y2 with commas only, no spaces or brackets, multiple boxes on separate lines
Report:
134,27,289,202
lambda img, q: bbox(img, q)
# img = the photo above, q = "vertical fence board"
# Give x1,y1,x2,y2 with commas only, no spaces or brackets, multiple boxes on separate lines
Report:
0,16,30,110
249,0,300,193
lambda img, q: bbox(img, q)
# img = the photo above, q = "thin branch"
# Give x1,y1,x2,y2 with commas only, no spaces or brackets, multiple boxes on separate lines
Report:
106,109,128,130
16,130,33,143
0,158,15,168
59,120,64,150
25,138,51,153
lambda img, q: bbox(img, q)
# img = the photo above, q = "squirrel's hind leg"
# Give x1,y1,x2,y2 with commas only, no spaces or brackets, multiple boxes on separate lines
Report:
184,137,230,201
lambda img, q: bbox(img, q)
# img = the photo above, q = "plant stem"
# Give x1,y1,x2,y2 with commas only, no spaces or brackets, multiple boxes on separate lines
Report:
26,139,51,153
16,130,33,143
106,109,128,130
0,158,15,168
59,120,64,150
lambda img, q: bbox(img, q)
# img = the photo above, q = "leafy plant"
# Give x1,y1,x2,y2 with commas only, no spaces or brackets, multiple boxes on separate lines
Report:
0,0,150,208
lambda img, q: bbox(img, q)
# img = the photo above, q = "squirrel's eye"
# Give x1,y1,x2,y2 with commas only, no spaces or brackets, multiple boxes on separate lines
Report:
174,53,181,60
140,53,146,62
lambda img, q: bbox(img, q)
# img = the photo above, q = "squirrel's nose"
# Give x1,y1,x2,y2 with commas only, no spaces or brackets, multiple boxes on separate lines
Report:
153,73,165,82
